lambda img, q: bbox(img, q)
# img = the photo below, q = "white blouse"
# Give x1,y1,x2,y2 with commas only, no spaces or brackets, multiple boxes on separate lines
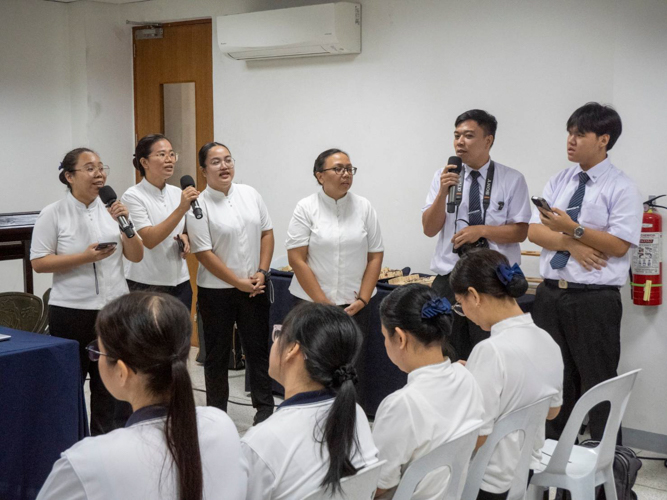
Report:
36,406,247,500
285,190,384,305
187,184,273,289
373,360,485,500
121,179,190,287
466,313,564,494
30,192,129,310
241,391,379,500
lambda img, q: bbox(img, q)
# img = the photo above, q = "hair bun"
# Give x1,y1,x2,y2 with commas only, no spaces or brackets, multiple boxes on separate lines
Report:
506,274,529,298
58,170,69,186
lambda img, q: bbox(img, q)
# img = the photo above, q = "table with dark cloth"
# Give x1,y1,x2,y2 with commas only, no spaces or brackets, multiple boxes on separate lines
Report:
0,327,88,500
264,270,534,417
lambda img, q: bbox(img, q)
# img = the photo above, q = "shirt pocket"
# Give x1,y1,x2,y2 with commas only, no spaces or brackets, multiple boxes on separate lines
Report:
581,204,609,231
484,200,509,226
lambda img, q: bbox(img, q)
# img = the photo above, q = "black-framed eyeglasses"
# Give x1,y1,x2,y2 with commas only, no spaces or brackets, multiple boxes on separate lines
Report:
452,302,465,317
86,339,115,362
321,166,357,176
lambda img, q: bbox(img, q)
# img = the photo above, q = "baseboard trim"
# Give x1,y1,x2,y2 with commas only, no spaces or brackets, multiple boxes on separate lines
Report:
622,427,667,454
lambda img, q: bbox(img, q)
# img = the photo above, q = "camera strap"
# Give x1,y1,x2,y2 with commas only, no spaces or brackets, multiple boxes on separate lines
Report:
454,161,496,227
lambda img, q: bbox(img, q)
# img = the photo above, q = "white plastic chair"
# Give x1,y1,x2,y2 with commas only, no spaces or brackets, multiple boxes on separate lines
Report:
392,423,483,500
302,460,386,500
462,396,553,500
528,369,641,500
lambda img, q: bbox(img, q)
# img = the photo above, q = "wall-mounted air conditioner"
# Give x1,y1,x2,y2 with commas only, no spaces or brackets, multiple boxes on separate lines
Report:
217,2,361,61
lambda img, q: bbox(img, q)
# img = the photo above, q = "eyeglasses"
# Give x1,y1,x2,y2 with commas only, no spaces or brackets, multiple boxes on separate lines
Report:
209,157,235,169
321,166,357,176
86,339,115,362
271,324,282,342
150,152,179,161
73,165,110,176
452,302,465,317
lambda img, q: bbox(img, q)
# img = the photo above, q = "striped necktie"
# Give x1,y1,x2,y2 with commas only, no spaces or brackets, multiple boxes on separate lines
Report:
549,171,590,269
468,170,483,226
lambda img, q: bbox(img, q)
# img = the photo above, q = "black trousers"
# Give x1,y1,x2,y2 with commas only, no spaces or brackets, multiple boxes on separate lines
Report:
197,287,274,413
531,282,622,442
432,274,490,361
126,279,193,312
49,306,132,435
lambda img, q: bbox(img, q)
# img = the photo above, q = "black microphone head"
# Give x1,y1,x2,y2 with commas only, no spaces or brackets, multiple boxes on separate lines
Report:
180,175,196,190
98,186,117,205
447,155,462,174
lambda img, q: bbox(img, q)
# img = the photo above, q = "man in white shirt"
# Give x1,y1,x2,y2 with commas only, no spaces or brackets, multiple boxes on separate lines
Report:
528,102,643,441
422,110,532,360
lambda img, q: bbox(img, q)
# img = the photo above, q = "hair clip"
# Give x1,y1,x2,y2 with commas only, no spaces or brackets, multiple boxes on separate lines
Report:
421,297,452,319
496,263,524,286
58,162,64,170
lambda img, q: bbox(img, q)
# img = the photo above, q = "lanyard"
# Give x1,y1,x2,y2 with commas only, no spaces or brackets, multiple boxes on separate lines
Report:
454,161,495,227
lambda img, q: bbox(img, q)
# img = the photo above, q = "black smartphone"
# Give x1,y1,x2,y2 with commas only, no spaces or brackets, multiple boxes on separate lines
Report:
531,196,554,213
175,235,185,253
95,242,117,251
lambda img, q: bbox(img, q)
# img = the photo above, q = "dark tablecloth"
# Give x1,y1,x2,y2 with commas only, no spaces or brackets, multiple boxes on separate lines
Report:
0,327,88,500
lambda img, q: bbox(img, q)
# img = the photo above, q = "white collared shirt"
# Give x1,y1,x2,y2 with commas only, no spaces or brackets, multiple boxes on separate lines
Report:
529,158,643,285
466,313,564,494
36,406,247,500
121,179,190,286
373,360,485,500
30,192,129,310
187,183,273,289
241,393,379,500
285,190,384,305
423,160,531,276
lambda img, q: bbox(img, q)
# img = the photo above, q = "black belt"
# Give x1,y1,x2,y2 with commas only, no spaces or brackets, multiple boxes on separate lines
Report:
543,279,619,291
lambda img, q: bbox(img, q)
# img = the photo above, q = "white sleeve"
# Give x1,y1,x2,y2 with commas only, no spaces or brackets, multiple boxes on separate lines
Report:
36,456,87,500
466,343,504,436
285,202,311,250
365,204,384,253
187,200,213,253
421,169,442,212
505,172,532,224
121,189,151,231
529,177,556,224
607,180,643,247
30,207,58,260
241,441,276,500
372,395,415,490
256,192,273,231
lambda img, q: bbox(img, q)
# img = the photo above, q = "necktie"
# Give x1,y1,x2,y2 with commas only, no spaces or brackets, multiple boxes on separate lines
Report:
468,170,483,226
549,171,590,269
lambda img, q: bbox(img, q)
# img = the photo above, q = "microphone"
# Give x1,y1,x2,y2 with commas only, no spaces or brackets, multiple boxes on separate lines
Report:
180,175,202,219
99,186,136,238
446,156,463,214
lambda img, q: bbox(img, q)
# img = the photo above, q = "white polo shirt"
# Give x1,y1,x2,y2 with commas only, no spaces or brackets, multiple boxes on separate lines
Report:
466,313,563,494
187,183,273,289
37,406,247,500
285,190,384,305
30,192,129,310
241,390,379,500
423,160,531,276
372,360,485,500
121,179,190,287
529,158,643,286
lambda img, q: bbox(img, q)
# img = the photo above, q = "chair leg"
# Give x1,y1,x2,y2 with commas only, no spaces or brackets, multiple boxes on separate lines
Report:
526,484,547,500
602,477,618,500
568,481,595,500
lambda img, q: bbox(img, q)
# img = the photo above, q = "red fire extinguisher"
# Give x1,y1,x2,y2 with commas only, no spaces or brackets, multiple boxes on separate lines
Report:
631,195,664,306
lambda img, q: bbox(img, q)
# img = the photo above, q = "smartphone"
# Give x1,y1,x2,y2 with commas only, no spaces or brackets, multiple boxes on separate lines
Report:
175,235,185,253
0,334,11,342
95,242,117,251
531,196,554,213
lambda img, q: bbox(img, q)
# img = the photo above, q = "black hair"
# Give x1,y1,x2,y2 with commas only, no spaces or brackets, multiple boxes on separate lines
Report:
276,302,363,494
58,148,97,190
313,148,349,185
96,292,203,500
450,248,528,299
566,102,622,151
379,283,455,358
133,134,170,177
198,142,231,168
455,109,498,145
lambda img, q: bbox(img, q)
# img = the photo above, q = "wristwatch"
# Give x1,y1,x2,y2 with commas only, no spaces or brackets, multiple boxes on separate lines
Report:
573,225,585,240
258,268,271,279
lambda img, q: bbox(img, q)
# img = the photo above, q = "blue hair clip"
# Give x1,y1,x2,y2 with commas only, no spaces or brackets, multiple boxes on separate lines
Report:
496,263,524,286
421,297,452,319
58,162,64,170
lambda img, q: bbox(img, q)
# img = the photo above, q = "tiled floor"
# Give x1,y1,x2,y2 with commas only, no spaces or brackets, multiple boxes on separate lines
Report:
84,348,667,497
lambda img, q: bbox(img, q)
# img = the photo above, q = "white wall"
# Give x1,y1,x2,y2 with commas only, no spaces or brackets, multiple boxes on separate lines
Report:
1,0,666,441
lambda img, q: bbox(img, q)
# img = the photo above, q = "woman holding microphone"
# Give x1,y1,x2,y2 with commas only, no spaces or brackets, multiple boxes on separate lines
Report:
187,142,275,425
121,134,199,309
30,148,143,435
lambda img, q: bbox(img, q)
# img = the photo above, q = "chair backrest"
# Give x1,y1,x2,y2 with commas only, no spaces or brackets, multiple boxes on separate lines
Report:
302,459,386,500
462,396,553,500
542,369,641,476
0,292,43,332
392,424,482,500
35,288,51,334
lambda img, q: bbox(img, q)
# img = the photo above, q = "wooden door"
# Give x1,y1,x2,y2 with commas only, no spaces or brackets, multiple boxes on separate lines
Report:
133,20,213,346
